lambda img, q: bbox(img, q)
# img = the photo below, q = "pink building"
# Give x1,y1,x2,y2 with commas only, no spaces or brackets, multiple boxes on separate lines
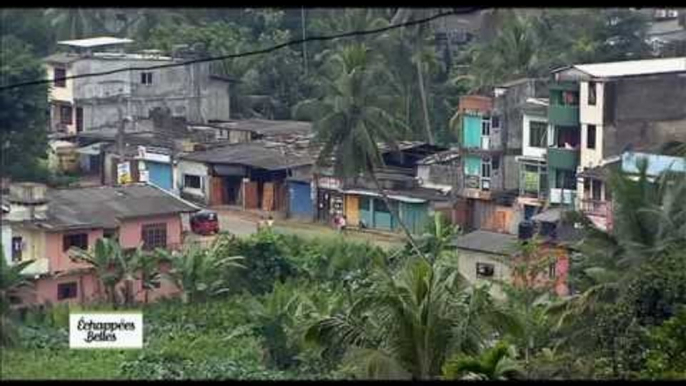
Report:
6,183,198,306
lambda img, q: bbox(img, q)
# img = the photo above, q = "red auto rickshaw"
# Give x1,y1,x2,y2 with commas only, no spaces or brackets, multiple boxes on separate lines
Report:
190,210,220,235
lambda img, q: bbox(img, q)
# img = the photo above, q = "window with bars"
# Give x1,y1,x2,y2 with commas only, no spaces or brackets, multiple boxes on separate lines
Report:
12,237,23,262
54,67,66,87
529,121,548,148
141,72,153,85
481,157,491,178
60,104,73,125
141,223,167,250
63,233,88,252
57,282,78,300
482,117,491,136
184,174,201,189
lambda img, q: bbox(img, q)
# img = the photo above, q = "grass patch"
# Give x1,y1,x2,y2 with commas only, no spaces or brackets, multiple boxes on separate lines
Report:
1,349,132,380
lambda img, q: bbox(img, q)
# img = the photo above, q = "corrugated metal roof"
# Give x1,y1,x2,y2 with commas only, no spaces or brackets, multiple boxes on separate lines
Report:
57,37,134,48
209,119,312,137
572,57,686,78
452,230,518,256
180,141,313,171
28,184,198,231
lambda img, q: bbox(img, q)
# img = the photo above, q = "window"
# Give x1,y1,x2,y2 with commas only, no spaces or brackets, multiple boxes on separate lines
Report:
76,107,83,133
481,117,491,136
63,233,88,252
492,155,500,171
142,223,167,250
103,229,116,240
587,125,596,149
529,121,548,148
592,179,602,201
548,262,557,279
11,237,23,262
141,72,153,85
54,67,66,88
556,171,577,190
60,104,73,125
588,82,597,105
481,157,491,178
57,282,78,300
184,174,202,189
491,115,500,129
476,262,495,278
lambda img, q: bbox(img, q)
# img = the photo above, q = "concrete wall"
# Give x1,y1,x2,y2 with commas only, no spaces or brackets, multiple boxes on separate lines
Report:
118,214,183,249
580,81,604,125
580,123,605,169
522,113,548,159
11,227,50,275
177,159,210,204
70,57,230,131
47,63,74,103
24,263,180,306
603,73,686,157
456,249,510,299
46,229,104,274
472,200,520,235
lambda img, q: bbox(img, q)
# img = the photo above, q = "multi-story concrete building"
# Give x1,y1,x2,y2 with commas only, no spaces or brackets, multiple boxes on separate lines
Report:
44,37,233,135
453,79,548,234
536,57,686,230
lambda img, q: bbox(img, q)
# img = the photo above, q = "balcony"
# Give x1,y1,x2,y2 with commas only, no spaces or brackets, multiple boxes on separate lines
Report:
549,188,576,205
580,199,611,218
547,148,580,171
548,104,579,126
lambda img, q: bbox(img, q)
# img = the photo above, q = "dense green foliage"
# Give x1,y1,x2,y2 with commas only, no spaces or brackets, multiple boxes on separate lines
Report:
2,7,685,381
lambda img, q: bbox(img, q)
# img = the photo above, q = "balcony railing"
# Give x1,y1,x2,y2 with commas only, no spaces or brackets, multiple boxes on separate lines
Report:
548,147,580,171
549,188,576,205
548,104,579,126
581,199,611,218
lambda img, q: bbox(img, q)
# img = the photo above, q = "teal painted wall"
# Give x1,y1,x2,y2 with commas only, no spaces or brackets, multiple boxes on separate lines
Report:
400,202,429,234
463,115,482,148
359,196,374,228
464,155,481,176
374,198,394,230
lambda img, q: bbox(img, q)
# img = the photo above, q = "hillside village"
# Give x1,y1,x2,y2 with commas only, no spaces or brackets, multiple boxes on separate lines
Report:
1,7,686,381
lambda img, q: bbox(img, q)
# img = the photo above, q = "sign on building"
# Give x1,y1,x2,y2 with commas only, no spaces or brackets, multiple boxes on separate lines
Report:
117,162,132,185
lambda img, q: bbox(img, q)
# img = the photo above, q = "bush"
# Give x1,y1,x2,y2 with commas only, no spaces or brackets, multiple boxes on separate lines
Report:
119,353,292,380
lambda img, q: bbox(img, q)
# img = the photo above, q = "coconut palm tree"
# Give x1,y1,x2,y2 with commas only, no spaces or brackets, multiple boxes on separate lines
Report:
244,280,304,369
293,43,429,261
548,157,686,347
44,8,106,40
68,238,124,307
442,340,523,380
0,252,34,347
305,255,518,379
390,8,442,144
461,12,541,93
158,235,244,304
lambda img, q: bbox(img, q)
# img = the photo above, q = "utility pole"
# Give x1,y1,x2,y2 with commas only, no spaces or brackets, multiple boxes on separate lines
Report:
117,93,125,160
301,7,308,76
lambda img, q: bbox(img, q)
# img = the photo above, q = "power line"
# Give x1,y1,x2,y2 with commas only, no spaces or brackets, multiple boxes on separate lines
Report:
0,8,486,91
